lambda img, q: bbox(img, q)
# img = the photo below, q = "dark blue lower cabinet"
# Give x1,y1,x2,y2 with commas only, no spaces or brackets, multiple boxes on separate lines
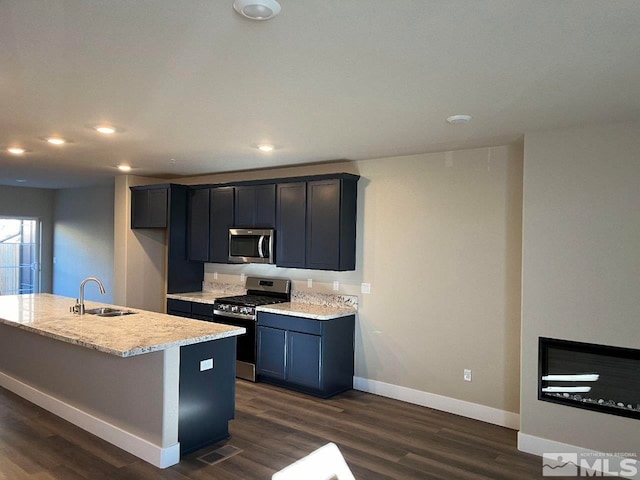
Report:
256,326,287,380
287,331,321,389
178,337,236,456
257,312,354,398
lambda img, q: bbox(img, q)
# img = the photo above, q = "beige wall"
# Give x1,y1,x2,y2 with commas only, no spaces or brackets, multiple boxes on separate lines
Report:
521,121,640,453
132,143,523,414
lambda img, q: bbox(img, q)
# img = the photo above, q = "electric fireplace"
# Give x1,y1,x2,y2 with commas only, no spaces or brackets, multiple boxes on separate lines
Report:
539,337,640,420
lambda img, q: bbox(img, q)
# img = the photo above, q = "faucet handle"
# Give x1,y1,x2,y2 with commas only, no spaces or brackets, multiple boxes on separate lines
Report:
71,299,81,314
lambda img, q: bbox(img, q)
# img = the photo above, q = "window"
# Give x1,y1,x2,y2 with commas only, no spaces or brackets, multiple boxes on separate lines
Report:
0,218,40,295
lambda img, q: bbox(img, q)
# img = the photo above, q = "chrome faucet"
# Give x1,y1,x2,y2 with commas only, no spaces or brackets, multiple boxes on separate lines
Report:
73,277,106,315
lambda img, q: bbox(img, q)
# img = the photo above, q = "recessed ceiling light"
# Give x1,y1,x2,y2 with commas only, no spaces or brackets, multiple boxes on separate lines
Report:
233,0,281,20
446,114,472,125
118,164,132,172
7,147,25,155
16,179,28,183
47,137,66,145
257,144,274,152
95,126,116,134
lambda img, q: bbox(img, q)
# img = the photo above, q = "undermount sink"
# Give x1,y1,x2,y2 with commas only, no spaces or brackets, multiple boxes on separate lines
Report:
85,307,136,317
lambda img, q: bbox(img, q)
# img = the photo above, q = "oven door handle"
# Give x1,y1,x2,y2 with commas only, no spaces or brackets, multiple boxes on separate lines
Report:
258,235,265,258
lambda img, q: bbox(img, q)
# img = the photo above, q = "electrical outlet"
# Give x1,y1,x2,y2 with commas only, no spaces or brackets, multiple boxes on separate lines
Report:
240,273,246,282
213,271,218,280
307,278,313,288
361,283,371,294
464,369,472,382
333,281,340,291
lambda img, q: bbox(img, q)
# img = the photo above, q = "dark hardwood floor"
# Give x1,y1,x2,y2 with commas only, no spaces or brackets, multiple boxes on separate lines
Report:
0,381,546,479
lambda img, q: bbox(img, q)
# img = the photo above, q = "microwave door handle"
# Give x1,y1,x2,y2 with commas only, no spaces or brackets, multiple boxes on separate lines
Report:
258,235,265,258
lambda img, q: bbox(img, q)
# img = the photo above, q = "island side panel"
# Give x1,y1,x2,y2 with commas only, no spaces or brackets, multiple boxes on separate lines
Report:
0,323,176,448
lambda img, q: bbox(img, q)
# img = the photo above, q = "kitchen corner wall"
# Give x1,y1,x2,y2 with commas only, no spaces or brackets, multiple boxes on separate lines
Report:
520,121,640,456
113,174,168,310
177,143,524,417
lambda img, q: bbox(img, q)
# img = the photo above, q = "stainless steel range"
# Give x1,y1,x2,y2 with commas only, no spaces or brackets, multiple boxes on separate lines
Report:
213,276,290,382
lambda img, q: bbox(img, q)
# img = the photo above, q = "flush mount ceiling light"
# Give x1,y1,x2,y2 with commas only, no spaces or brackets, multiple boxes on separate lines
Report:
257,144,274,152
233,0,281,20
95,125,116,134
446,114,472,125
118,164,132,172
7,147,26,155
46,137,66,145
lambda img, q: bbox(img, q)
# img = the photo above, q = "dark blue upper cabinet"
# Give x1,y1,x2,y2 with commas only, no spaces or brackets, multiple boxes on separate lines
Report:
276,182,307,268
210,187,235,263
188,188,210,262
277,175,358,271
131,186,168,229
306,179,342,270
187,186,234,263
184,173,358,270
235,184,276,228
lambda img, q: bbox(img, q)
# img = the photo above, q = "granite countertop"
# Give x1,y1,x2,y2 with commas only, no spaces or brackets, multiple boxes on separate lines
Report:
256,302,356,320
166,291,228,305
168,291,357,320
0,293,245,358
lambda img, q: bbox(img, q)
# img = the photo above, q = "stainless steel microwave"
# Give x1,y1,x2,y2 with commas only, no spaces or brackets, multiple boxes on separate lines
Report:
228,228,275,264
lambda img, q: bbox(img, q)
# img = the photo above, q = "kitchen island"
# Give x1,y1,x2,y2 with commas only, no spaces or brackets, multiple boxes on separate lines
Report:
0,293,245,468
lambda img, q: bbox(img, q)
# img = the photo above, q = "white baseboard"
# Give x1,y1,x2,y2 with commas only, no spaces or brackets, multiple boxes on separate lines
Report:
518,432,639,479
0,372,180,469
353,376,520,430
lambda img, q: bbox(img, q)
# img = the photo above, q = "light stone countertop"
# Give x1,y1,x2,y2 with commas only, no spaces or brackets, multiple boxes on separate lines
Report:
166,291,229,305
256,302,356,320
0,293,245,358
167,291,357,320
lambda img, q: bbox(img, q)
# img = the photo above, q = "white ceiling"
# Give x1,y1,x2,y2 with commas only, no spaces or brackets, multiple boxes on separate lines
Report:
1,0,639,189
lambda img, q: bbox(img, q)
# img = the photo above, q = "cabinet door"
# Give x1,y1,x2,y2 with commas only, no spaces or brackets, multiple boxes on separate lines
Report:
148,188,168,228
276,182,307,268
188,188,210,262
131,189,149,228
234,186,256,228
306,179,341,270
257,326,286,380
287,331,321,389
131,188,168,228
210,187,234,263
235,185,276,228
254,184,276,227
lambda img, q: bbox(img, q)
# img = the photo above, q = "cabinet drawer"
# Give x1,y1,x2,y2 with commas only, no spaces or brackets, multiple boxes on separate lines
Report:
167,299,192,314
191,302,215,317
258,312,322,335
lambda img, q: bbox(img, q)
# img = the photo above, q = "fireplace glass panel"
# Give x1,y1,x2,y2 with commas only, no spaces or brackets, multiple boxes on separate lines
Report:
539,337,640,420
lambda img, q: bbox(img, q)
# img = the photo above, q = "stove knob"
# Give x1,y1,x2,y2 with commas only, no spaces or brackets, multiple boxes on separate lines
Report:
231,306,239,313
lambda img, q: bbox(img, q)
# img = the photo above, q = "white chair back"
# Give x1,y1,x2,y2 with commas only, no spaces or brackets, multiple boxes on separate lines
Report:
272,442,356,480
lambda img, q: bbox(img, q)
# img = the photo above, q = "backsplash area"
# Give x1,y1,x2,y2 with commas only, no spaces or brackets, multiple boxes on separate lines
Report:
291,291,358,309
202,278,358,310
202,281,245,295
